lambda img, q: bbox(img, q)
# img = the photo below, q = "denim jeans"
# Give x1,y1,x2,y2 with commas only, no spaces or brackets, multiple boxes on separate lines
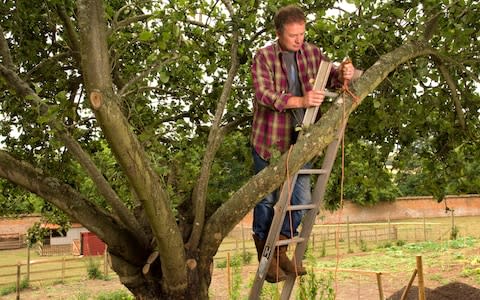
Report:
252,148,312,240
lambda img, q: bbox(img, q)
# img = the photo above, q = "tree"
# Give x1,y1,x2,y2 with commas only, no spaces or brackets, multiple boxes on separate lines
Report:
0,0,478,298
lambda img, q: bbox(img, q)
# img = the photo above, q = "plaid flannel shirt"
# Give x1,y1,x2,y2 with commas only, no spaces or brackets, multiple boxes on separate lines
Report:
251,41,340,160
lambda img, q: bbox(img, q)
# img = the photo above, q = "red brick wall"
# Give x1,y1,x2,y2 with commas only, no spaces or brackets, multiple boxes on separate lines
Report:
319,194,480,224
240,195,480,228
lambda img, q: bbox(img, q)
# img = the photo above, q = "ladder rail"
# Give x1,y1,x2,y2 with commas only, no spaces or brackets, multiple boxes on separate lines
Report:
249,60,339,300
280,116,348,300
249,174,299,296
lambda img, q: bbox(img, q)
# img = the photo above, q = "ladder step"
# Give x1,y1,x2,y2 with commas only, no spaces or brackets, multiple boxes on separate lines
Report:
275,237,305,247
324,91,339,98
287,204,316,211
297,169,327,175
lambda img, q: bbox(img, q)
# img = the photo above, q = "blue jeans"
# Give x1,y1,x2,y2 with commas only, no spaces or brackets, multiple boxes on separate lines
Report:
252,148,312,240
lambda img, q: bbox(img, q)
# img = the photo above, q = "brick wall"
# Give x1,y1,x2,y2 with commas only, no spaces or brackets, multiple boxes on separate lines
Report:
239,195,480,229
319,194,480,224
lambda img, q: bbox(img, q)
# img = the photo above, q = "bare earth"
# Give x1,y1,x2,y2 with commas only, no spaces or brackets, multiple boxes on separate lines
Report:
1,252,479,300
1,215,480,299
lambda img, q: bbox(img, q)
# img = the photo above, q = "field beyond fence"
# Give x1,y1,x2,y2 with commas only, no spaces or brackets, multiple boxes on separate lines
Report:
0,249,112,298
1,214,479,299
216,214,477,262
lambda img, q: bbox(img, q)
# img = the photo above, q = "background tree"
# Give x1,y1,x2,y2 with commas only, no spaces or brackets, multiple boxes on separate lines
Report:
0,0,478,298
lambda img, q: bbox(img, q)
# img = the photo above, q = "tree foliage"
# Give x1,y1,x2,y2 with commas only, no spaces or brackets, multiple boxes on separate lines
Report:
0,0,478,298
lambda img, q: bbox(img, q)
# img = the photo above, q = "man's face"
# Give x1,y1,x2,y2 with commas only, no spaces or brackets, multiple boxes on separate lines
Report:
277,21,306,52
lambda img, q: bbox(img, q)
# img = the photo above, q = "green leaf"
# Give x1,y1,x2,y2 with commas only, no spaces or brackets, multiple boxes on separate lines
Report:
159,71,170,83
139,30,153,41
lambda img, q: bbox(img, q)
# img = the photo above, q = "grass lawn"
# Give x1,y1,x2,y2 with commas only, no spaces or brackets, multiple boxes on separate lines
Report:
1,215,480,299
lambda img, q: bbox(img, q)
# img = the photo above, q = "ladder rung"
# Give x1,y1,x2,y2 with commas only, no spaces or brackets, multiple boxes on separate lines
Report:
324,91,339,98
287,204,316,211
297,169,327,175
275,237,305,247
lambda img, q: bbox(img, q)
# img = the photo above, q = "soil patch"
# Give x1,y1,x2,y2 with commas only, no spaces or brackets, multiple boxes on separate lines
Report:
387,282,480,300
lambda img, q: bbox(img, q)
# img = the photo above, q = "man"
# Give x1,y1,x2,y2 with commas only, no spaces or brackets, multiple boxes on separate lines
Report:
251,5,355,283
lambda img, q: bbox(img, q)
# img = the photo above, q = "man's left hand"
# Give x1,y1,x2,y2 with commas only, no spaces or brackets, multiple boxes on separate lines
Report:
341,62,355,81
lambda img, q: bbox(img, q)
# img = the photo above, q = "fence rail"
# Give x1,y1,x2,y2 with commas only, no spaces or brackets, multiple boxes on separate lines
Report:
0,234,26,250
0,251,111,292
213,219,468,262
1,215,476,298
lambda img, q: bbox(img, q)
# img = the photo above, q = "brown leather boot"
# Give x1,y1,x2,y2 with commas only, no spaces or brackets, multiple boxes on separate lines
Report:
278,235,307,276
253,234,287,283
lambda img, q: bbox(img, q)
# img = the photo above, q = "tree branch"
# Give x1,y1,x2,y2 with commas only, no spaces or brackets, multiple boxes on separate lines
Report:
55,3,82,62
76,0,187,292
187,7,240,250
0,25,14,69
431,55,467,131
0,64,147,245
118,54,179,97
0,150,146,265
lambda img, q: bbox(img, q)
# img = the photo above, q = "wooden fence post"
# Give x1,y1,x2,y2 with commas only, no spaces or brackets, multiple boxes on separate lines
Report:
423,214,427,241
416,256,426,300
241,223,246,259
104,250,109,276
388,217,391,241
227,252,231,299
400,269,417,300
376,272,384,300
347,216,351,252
312,234,315,251
27,246,31,282
62,257,66,282
16,262,21,300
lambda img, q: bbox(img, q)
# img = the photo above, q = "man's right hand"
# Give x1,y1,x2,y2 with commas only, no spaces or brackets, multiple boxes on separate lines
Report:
285,90,325,109
302,90,325,107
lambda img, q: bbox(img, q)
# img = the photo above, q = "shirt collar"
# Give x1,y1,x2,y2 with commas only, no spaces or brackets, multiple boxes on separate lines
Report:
274,40,304,58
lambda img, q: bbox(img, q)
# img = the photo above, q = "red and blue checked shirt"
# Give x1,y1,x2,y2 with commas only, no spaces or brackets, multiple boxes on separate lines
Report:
251,41,341,161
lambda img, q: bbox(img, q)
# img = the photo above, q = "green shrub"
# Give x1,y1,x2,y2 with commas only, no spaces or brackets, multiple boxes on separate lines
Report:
296,270,335,300
216,252,252,269
230,263,243,300
451,226,459,240
86,258,103,279
359,239,368,252
0,278,29,296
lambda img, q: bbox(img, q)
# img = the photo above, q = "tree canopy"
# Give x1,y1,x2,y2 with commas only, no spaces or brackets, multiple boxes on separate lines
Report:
0,0,478,298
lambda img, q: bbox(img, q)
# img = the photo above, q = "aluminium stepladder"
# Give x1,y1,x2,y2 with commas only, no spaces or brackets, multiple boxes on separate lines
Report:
249,60,350,300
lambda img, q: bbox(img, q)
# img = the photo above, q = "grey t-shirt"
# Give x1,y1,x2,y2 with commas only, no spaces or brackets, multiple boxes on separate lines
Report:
282,51,304,133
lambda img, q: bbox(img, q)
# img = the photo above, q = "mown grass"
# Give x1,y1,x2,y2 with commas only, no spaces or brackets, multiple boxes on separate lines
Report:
312,237,480,283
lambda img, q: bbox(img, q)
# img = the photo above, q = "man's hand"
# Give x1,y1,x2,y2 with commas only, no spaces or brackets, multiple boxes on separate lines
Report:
285,90,325,109
342,62,354,81
302,90,325,107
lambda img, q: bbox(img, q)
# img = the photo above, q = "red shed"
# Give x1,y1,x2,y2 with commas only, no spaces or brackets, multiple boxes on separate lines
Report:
81,232,106,256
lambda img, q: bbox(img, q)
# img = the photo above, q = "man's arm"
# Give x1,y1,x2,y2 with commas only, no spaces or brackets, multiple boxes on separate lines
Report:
251,50,290,112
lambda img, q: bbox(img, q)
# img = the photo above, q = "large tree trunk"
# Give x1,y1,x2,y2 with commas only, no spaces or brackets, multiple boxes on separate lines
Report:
0,1,447,299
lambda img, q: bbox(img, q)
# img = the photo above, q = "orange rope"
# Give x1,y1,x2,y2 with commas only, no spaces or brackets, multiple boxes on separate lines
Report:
339,58,359,103
334,81,350,297
332,59,362,297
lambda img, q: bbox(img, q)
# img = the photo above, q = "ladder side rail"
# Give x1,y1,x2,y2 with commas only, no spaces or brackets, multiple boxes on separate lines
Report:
280,119,348,300
249,60,335,300
302,62,332,126
249,175,298,300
